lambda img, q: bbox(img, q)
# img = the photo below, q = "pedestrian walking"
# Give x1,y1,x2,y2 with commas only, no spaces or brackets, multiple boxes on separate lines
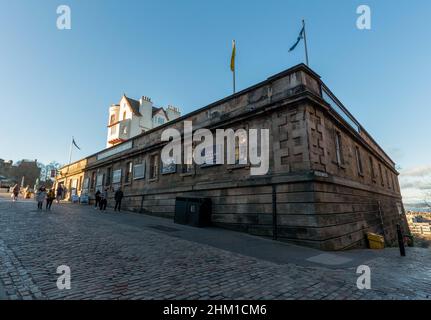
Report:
56,185,63,203
46,189,55,210
36,186,47,210
11,184,20,202
99,188,108,211
94,189,101,208
114,187,124,211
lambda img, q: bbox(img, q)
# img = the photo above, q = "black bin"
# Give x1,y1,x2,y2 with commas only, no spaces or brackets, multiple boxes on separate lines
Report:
174,197,212,227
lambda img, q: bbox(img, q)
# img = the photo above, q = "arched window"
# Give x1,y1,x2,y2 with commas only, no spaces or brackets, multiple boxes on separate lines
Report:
110,114,115,124
123,111,127,120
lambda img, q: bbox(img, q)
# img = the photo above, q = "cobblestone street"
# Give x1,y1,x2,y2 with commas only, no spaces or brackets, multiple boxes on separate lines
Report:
0,194,430,300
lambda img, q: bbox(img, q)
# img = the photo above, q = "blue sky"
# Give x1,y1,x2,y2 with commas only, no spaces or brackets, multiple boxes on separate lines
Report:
1,0,430,205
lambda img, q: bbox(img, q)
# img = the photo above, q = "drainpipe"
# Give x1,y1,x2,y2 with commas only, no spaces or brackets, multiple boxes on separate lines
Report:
272,184,278,240
140,194,145,213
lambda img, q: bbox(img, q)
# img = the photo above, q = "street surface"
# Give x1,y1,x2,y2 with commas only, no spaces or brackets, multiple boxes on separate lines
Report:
0,193,430,300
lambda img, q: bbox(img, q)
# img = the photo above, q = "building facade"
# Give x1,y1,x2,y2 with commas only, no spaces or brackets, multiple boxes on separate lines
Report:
0,159,41,188
55,158,88,200
107,94,181,148
57,64,409,251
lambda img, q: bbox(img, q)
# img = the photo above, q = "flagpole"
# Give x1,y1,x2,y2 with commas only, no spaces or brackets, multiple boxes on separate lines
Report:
233,68,236,94
65,137,73,196
232,40,236,94
302,19,309,66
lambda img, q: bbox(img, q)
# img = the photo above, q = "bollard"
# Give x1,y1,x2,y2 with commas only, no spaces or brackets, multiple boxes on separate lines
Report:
396,224,406,257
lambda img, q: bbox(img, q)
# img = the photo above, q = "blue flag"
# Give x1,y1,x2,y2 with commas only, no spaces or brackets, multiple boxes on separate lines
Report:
289,26,305,52
72,137,81,150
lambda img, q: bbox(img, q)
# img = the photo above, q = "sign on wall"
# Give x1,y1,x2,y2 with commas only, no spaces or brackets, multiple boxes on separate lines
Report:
97,141,133,161
112,169,122,184
161,158,176,174
204,144,223,166
133,163,145,180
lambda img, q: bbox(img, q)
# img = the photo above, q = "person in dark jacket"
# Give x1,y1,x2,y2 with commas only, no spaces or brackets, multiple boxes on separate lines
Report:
46,189,55,210
56,185,63,203
94,190,101,208
114,187,124,211
99,188,108,211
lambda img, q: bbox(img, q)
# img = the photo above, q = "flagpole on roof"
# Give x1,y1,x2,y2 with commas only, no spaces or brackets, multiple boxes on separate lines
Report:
231,40,236,94
63,137,73,195
68,136,74,170
302,19,309,66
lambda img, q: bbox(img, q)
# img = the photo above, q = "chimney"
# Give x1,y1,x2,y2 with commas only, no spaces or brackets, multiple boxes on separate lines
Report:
166,105,181,121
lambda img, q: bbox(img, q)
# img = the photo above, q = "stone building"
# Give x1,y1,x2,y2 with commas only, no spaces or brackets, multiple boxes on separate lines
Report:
56,64,409,251
55,158,88,200
0,159,41,187
107,94,181,148
0,159,14,178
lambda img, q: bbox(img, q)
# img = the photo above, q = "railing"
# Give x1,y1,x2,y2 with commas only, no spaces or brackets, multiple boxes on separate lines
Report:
321,85,361,133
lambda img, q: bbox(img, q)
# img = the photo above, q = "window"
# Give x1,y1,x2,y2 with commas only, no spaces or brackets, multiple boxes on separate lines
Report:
335,131,343,165
91,172,96,189
369,156,376,180
110,114,116,124
133,163,145,180
182,142,194,174
149,154,159,179
112,169,122,184
386,170,391,189
105,167,112,186
125,162,133,183
110,125,117,135
153,116,165,125
83,177,90,190
235,135,248,165
182,163,194,174
96,174,104,187
355,146,363,175
378,164,384,186
123,111,127,120
78,176,82,191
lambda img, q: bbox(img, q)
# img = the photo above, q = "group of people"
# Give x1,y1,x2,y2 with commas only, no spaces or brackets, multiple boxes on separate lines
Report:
11,182,125,212
94,187,124,211
35,186,56,210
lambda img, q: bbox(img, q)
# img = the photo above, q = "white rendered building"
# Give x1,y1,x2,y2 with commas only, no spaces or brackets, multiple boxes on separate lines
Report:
106,95,181,148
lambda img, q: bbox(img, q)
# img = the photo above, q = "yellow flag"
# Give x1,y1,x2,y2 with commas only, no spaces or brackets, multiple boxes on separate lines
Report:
230,40,236,72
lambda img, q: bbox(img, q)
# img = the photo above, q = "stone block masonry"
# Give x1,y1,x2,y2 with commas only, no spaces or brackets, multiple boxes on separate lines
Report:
56,64,409,251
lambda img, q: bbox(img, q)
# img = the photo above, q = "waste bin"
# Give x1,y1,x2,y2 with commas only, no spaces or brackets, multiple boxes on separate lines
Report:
366,232,385,249
174,197,212,227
